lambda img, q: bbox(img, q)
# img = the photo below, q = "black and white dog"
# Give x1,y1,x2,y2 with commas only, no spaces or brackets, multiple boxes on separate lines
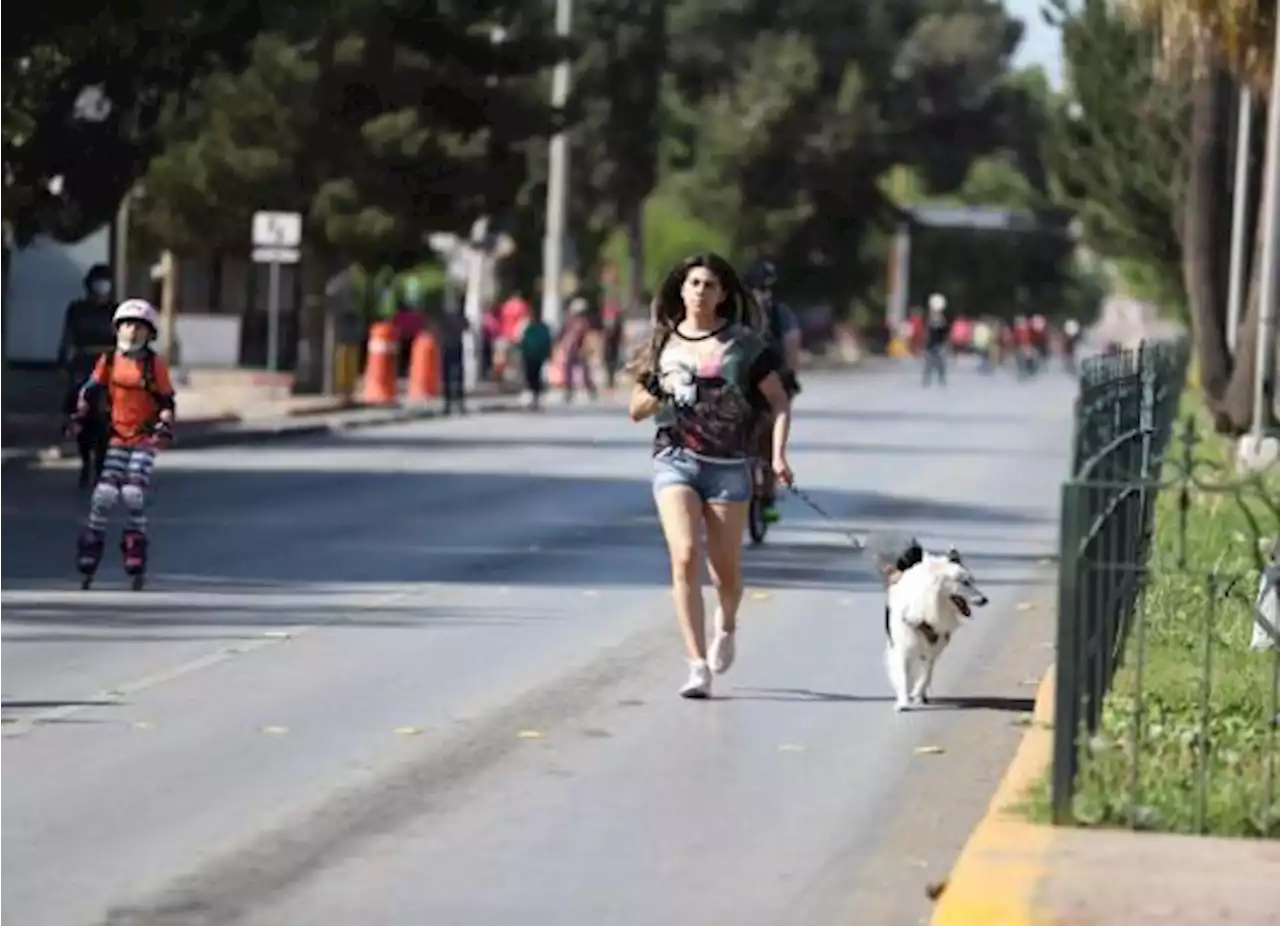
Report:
878,540,989,712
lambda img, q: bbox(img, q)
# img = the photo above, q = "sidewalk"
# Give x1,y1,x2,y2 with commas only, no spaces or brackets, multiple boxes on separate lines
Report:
929,666,1280,926
1,382,522,471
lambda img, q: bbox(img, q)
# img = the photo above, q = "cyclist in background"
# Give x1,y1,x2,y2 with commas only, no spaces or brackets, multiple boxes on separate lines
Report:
744,259,802,525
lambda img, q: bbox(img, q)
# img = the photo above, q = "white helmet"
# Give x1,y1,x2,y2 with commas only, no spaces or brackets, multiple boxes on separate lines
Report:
113,299,159,331
927,293,947,313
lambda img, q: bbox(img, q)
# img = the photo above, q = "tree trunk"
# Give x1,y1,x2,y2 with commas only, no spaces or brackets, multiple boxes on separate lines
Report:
1182,48,1235,404
1184,58,1233,389
623,202,645,312
1215,270,1260,434
1214,196,1279,435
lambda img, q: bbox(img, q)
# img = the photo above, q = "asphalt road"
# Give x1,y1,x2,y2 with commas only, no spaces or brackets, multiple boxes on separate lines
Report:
3,359,1078,926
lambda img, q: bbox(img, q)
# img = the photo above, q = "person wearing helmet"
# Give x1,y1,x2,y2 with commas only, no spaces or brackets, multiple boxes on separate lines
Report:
58,264,118,486
744,259,801,525
72,299,177,588
922,293,952,387
1062,318,1082,373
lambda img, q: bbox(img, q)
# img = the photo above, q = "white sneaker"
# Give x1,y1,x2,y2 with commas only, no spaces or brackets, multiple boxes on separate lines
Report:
679,660,712,699
709,629,736,675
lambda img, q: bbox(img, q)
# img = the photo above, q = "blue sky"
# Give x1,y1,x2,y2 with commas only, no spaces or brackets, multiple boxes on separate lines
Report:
1007,0,1064,88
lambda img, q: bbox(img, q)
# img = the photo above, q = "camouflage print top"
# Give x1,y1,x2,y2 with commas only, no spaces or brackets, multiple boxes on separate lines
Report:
652,323,782,461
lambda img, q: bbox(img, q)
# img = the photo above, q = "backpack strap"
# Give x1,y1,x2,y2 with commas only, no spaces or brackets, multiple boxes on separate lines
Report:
140,349,157,397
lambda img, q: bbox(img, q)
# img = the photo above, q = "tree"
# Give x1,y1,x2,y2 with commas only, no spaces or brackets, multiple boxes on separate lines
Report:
2,0,266,245
1118,0,1277,434
131,32,313,256
563,0,667,308
656,0,1036,311
130,2,566,271
1043,0,1188,315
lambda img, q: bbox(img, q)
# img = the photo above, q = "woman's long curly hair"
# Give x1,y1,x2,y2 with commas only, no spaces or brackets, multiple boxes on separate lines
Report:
627,252,765,378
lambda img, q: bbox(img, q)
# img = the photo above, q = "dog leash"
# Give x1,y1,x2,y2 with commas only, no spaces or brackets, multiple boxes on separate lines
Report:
785,482,868,552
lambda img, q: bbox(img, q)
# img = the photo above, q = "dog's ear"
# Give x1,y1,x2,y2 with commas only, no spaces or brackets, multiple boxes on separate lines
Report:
947,546,963,565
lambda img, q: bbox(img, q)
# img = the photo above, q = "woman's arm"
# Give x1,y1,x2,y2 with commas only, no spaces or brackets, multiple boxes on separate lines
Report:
758,371,792,469
628,380,663,422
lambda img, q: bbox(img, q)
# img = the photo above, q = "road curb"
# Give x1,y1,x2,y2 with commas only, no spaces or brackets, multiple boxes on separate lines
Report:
1,398,523,472
929,664,1058,926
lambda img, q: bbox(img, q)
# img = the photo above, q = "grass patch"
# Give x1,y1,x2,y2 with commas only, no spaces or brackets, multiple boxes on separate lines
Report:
1024,392,1280,837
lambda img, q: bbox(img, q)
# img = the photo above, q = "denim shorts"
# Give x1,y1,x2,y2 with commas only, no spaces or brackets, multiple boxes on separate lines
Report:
652,447,751,503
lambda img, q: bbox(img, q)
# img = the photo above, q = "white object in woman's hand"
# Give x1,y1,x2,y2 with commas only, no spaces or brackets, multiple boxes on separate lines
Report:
772,454,793,488
668,369,697,407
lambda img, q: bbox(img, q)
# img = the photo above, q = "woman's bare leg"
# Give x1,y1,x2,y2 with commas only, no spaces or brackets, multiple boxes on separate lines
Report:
655,485,707,660
704,500,748,673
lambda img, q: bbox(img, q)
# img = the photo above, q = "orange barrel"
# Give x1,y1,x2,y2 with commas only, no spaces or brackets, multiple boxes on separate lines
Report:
362,321,399,404
406,331,441,400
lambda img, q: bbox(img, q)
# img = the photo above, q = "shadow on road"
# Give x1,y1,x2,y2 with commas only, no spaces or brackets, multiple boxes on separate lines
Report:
926,695,1035,713
722,686,896,703
3,458,1053,595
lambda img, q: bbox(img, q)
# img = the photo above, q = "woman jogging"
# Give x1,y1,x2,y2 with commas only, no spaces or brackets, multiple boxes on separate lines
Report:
627,253,794,698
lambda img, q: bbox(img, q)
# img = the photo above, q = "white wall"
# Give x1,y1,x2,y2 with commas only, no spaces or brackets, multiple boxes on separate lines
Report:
172,314,242,367
3,227,110,362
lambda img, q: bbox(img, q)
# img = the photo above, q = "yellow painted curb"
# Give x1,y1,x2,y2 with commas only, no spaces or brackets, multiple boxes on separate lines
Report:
930,665,1058,926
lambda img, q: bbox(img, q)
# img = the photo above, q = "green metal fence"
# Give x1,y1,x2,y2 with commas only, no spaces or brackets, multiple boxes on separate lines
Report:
1051,341,1280,836
1052,342,1186,821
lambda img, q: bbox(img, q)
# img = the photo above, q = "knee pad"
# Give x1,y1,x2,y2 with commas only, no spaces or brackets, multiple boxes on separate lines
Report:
90,482,121,509
120,483,147,510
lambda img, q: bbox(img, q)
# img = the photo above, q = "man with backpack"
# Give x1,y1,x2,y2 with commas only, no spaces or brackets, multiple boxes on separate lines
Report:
58,264,117,487
744,259,802,525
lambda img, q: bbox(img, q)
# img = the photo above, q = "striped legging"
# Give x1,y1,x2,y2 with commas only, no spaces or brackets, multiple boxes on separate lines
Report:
85,445,157,533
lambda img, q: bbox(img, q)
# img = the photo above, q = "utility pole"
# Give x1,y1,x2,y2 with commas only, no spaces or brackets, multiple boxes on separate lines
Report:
113,193,131,300
1226,88,1253,357
540,0,573,332
151,251,178,362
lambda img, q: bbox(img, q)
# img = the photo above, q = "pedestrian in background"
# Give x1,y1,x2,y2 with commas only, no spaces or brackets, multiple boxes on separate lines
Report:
601,294,625,391
438,307,468,415
520,309,553,411
922,293,951,387
58,263,117,487
558,297,598,403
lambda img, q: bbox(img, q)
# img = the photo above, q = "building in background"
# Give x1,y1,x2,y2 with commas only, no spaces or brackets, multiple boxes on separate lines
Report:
3,227,110,366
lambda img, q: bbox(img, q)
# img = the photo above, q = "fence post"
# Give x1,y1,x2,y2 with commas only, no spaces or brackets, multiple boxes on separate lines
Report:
1053,481,1083,824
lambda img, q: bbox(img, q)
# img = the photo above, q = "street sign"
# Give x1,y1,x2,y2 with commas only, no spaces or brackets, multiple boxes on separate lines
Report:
252,211,302,248
250,211,303,374
252,246,301,264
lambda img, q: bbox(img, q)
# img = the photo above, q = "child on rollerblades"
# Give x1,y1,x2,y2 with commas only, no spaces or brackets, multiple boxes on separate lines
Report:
72,299,176,589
